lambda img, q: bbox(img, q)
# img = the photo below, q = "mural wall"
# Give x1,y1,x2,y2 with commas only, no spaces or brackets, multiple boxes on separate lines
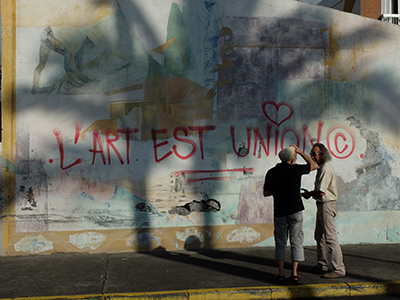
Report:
2,0,400,255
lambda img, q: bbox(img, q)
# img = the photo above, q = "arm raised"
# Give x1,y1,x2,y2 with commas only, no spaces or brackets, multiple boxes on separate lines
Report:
291,144,318,171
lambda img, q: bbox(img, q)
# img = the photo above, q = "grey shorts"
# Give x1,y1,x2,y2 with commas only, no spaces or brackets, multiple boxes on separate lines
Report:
274,211,304,261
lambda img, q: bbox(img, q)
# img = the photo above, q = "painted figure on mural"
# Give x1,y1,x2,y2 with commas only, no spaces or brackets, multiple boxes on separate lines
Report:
301,143,346,279
338,116,400,211
263,145,317,282
31,26,95,95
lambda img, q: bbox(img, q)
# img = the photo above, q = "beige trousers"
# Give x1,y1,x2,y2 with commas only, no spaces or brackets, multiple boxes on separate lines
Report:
315,201,346,274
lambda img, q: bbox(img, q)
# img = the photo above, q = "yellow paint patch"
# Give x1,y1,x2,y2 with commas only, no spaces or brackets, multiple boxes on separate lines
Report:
349,281,400,296
1,0,17,254
17,0,118,28
2,282,400,300
80,119,118,140
270,283,349,299
2,224,274,255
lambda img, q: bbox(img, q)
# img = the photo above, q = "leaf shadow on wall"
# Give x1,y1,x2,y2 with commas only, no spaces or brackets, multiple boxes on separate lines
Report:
9,0,400,279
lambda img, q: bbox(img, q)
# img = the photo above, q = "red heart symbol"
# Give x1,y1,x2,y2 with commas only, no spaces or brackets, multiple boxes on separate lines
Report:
262,101,294,127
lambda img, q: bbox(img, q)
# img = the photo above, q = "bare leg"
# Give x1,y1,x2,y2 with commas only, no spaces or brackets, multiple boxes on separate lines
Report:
32,45,51,94
292,261,299,277
32,27,66,94
277,259,285,276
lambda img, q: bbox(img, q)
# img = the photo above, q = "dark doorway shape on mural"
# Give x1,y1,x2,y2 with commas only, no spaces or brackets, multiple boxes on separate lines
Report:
169,197,221,216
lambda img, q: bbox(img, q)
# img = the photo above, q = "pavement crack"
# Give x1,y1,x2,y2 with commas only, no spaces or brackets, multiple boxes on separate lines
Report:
101,254,110,295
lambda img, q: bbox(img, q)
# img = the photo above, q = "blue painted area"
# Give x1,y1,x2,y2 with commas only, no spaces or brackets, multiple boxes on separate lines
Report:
0,156,26,174
78,180,249,230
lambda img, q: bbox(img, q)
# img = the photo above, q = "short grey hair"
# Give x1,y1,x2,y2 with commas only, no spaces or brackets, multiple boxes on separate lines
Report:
278,146,295,163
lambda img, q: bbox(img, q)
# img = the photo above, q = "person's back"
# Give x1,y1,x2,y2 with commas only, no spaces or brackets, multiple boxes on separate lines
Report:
266,162,308,218
263,145,318,282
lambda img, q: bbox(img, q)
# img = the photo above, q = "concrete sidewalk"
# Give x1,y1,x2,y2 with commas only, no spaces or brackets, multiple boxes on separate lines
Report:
0,244,399,299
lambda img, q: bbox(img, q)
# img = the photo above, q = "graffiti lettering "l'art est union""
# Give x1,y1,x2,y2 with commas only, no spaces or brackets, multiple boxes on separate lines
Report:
49,101,356,170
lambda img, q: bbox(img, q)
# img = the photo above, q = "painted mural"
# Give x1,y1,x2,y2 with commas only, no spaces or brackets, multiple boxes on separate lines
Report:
2,0,400,255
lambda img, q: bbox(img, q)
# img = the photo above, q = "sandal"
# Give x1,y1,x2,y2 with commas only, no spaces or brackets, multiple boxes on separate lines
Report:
275,274,285,281
291,275,300,282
